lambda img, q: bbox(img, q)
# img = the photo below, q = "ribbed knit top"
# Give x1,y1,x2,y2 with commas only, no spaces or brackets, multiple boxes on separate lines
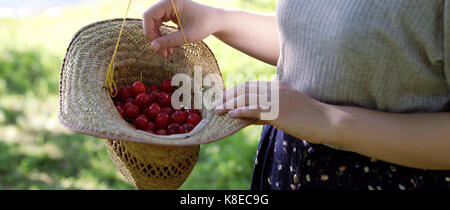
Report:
276,0,450,112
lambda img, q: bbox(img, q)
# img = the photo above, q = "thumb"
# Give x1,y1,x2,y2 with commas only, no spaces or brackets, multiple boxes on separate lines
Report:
151,31,186,52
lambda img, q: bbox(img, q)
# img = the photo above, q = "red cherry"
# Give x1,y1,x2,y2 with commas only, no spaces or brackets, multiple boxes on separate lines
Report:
155,112,171,129
125,98,135,105
135,93,151,108
133,114,149,130
167,123,180,134
186,109,201,116
145,129,154,134
131,81,146,97
147,121,157,132
156,129,168,135
179,123,194,133
124,103,140,118
116,105,124,117
119,86,132,100
186,113,201,126
157,91,171,107
161,78,174,93
148,84,159,93
145,103,161,120
148,91,158,103
171,110,186,124
161,107,174,116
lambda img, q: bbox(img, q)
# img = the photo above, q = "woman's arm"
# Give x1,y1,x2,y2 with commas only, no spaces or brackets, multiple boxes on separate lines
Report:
323,104,450,170
213,9,280,65
215,81,450,170
143,0,280,65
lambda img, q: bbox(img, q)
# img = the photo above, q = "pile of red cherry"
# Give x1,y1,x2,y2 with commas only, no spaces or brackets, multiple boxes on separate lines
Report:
112,78,202,135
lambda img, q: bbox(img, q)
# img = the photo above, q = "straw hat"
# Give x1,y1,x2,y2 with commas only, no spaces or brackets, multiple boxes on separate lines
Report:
58,18,252,189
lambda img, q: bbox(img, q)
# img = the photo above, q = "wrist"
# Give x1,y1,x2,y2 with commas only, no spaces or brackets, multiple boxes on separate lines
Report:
316,103,353,147
182,1,225,36
211,7,235,37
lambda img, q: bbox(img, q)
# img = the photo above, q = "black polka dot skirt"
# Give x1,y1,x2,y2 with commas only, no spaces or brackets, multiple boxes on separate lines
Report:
250,125,450,190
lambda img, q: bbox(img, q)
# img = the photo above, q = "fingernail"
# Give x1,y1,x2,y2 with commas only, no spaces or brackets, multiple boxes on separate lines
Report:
228,109,237,117
213,99,225,107
214,102,223,109
215,105,224,114
151,41,161,51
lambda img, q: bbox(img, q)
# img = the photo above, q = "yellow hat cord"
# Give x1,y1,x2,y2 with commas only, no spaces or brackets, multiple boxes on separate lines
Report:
105,0,193,97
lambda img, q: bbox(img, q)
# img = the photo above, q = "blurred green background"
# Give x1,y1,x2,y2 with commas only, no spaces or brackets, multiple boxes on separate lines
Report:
0,0,276,189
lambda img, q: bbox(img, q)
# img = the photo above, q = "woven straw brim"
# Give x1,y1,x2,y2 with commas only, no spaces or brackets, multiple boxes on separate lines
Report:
59,18,252,146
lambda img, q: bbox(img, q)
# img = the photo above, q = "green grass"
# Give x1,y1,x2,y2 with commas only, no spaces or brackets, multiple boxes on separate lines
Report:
0,0,276,190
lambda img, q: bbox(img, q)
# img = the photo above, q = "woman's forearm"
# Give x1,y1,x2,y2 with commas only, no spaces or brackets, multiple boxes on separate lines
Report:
213,8,280,66
322,104,450,170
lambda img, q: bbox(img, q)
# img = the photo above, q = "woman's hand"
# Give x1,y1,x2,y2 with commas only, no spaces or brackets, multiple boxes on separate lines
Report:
143,0,223,57
214,81,450,170
214,81,333,144
143,0,280,64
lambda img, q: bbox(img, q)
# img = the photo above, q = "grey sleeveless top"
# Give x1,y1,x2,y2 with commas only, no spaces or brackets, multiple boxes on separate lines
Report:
276,0,450,112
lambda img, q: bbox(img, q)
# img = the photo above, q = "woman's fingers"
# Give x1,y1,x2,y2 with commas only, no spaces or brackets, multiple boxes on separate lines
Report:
160,48,173,58
143,0,187,53
161,49,168,58
227,104,270,121
142,0,171,41
214,81,269,108
151,30,187,52
215,93,263,115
